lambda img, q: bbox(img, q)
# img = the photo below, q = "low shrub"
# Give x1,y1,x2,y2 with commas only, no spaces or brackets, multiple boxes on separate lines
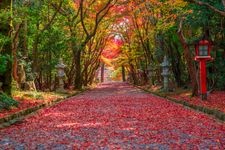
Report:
0,93,19,110
22,92,44,100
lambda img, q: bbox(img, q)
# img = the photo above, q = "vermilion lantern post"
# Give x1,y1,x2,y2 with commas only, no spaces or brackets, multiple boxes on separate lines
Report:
194,39,213,100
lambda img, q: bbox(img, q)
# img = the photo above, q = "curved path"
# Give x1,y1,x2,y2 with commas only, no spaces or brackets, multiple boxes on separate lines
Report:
0,82,224,149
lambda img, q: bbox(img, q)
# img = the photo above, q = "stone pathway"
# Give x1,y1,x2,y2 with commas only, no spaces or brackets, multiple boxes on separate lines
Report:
0,82,224,149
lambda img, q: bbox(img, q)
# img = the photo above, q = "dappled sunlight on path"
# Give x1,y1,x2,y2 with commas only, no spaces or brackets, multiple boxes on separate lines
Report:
0,82,225,149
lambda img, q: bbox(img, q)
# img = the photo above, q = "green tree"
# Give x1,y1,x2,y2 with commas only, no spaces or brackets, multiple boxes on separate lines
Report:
0,0,12,96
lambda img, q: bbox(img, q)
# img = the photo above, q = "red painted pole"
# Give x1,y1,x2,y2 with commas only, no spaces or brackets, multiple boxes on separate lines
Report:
199,60,207,100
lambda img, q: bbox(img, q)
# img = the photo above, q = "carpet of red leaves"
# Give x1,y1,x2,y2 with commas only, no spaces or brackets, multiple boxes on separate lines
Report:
0,82,224,149
170,91,225,113
0,95,59,119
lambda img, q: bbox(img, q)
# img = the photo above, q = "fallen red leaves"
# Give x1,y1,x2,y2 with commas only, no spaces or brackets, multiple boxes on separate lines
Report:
0,94,60,119
0,83,224,149
171,91,225,113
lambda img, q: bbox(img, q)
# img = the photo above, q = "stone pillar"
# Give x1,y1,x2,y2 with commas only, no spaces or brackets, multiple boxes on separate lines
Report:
161,56,170,92
55,59,66,93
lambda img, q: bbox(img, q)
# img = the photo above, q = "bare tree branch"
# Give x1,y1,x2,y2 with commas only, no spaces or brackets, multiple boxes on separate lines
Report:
40,0,64,32
80,0,90,37
188,0,225,17
80,0,116,45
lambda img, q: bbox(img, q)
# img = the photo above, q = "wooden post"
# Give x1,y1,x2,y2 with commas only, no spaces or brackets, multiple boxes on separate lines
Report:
122,66,126,82
199,60,207,100
101,63,105,83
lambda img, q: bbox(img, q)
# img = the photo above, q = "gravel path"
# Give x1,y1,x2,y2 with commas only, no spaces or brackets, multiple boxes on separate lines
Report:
0,82,224,149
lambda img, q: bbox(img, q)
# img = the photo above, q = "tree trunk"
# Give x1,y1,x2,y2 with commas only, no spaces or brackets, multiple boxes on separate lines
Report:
122,66,126,82
88,62,100,85
178,27,198,96
65,58,75,88
74,49,82,89
101,63,105,83
12,24,22,83
22,20,28,57
168,41,184,87
83,66,88,86
47,49,52,90
0,0,12,96
32,22,40,73
129,63,138,85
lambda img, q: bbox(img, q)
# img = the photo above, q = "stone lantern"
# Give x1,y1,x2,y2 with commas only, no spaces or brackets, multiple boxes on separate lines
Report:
195,39,213,100
55,58,66,92
161,56,170,92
